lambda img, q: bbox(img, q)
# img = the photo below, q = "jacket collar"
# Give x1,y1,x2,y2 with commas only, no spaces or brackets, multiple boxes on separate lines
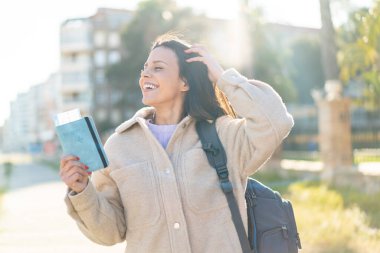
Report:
115,107,194,134
115,107,154,134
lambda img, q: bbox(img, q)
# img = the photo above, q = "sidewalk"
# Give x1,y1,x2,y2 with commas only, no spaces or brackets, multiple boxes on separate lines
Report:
0,164,125,253
281,159,380,176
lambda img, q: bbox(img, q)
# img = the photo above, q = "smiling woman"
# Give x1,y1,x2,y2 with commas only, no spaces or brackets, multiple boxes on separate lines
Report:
139,36,235,125
139,46,189,117
60,32,294,252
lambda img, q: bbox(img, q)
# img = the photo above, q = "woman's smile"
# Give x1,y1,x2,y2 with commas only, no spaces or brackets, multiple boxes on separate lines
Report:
142,82,159,92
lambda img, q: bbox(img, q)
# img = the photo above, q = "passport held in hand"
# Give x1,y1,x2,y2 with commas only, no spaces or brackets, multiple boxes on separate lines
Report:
54,109,109,172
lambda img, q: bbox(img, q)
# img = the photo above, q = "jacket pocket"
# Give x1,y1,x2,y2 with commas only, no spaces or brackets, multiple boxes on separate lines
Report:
182,148,228,213
110,161,161,230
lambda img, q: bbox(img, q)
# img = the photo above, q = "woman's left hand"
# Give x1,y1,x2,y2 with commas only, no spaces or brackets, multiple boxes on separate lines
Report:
185,45,224,83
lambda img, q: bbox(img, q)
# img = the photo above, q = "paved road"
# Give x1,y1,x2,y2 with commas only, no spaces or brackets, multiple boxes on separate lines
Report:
0,163,125,253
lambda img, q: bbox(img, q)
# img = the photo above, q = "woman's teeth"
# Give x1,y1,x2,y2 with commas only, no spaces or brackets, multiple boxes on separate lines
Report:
144,83,158,90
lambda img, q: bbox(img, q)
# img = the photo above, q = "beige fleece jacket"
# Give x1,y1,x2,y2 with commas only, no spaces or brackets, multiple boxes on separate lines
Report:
64,68,294,253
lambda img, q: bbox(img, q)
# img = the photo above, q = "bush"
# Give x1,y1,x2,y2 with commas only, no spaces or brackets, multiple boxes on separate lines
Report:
288,182,380,253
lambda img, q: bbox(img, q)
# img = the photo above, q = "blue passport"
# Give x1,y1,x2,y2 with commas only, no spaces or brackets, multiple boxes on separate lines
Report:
55,116,109,172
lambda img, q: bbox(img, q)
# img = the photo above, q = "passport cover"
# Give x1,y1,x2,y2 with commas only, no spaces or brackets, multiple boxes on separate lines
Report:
55,116,109,172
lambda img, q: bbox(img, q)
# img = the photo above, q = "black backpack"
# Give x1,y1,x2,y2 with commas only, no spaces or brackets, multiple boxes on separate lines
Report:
196,120,302,253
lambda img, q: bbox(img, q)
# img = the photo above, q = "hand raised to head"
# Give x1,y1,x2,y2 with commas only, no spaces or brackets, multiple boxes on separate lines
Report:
185,44,224,83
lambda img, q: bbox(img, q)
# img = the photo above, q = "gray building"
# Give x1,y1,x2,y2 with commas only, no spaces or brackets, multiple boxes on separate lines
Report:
2,73,60,153
60,8,133,131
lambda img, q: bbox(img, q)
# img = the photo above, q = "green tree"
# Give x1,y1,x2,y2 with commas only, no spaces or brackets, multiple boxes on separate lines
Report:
246,9,297,103
338,1,380,110
107,0,207,118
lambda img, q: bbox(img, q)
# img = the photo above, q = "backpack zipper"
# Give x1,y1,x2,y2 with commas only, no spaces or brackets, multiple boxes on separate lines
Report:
284,201,302,249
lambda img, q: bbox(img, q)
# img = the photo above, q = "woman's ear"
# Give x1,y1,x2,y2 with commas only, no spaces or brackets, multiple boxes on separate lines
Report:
181,79,190,92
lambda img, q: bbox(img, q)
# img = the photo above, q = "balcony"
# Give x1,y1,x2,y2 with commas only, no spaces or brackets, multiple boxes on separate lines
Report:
60,19,93,53
61,41,93,53
60,82,90,94
60,61,92,72
61,102,90,116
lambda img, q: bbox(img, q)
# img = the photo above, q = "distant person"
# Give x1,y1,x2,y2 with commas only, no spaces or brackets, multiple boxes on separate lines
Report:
59,33,294,252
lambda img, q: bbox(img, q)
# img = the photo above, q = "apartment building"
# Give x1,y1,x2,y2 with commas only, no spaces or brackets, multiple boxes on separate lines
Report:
60,8,133,131
37,73,61,154
1,73,60,153
2,90,36,152
60,17,94,117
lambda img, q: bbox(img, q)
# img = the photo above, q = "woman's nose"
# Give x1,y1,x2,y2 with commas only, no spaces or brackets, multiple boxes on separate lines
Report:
141,68,151,77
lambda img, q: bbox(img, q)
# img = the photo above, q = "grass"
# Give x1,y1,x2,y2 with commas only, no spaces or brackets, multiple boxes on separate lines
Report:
252,170,380,253
329,184,380,228
354,155,380,164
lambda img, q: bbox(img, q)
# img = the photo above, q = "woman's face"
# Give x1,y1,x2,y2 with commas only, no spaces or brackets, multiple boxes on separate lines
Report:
139,46,189,109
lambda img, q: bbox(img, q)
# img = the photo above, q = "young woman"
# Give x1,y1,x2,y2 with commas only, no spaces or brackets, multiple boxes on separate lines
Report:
59,34,294,253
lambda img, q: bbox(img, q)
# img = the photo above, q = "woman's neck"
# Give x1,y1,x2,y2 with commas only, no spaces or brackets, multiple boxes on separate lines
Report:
152,107,185,125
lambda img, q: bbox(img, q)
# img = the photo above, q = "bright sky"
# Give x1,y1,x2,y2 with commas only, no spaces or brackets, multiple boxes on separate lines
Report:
0,0,373,127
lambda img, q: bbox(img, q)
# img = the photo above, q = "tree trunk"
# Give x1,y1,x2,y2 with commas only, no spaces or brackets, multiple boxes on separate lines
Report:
319,0,340,81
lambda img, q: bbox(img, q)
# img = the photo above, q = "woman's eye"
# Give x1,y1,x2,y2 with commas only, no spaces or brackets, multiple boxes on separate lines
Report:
154,67,163,71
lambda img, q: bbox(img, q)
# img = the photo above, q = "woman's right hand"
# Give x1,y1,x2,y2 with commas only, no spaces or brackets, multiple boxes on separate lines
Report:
59,155,91,193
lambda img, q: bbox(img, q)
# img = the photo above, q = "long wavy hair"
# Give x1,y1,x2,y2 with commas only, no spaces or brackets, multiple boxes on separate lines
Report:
151,34,236,121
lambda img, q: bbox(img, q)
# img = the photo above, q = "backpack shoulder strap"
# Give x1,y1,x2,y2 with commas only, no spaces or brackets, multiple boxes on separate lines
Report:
195,120,231,192
196,120,253,253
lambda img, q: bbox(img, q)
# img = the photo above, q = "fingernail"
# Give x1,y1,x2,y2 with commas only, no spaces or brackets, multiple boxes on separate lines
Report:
87,172,92,175
85,165,89,170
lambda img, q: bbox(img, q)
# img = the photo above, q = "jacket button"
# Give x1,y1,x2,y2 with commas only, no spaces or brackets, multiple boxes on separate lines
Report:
165,169,170,174
173,222,180,229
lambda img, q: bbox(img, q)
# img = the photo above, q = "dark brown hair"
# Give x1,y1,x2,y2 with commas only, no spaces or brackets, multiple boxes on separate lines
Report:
151,34,236,121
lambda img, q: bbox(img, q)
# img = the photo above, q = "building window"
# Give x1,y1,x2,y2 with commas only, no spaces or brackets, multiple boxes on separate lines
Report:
108,32,120,48
111,92,123,103
94,31,106,47
62,72,89,83
108,51,121,64
60,20,91,46
94,50,106,67
71,53,77,62
96,109,107,121
111,110,121,123
96,92,108,105
62,54,91,65
95,70,106,84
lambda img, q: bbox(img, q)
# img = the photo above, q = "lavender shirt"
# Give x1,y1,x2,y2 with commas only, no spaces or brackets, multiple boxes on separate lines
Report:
146,119,177,149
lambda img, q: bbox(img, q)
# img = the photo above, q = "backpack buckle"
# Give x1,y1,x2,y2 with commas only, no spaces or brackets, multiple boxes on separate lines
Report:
202,143,220,156
216,165,228,179
281,225,289,239
220,180,233,193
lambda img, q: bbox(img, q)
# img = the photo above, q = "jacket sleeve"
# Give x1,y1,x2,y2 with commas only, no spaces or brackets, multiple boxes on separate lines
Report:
215,68,294,178
64,164,126,246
